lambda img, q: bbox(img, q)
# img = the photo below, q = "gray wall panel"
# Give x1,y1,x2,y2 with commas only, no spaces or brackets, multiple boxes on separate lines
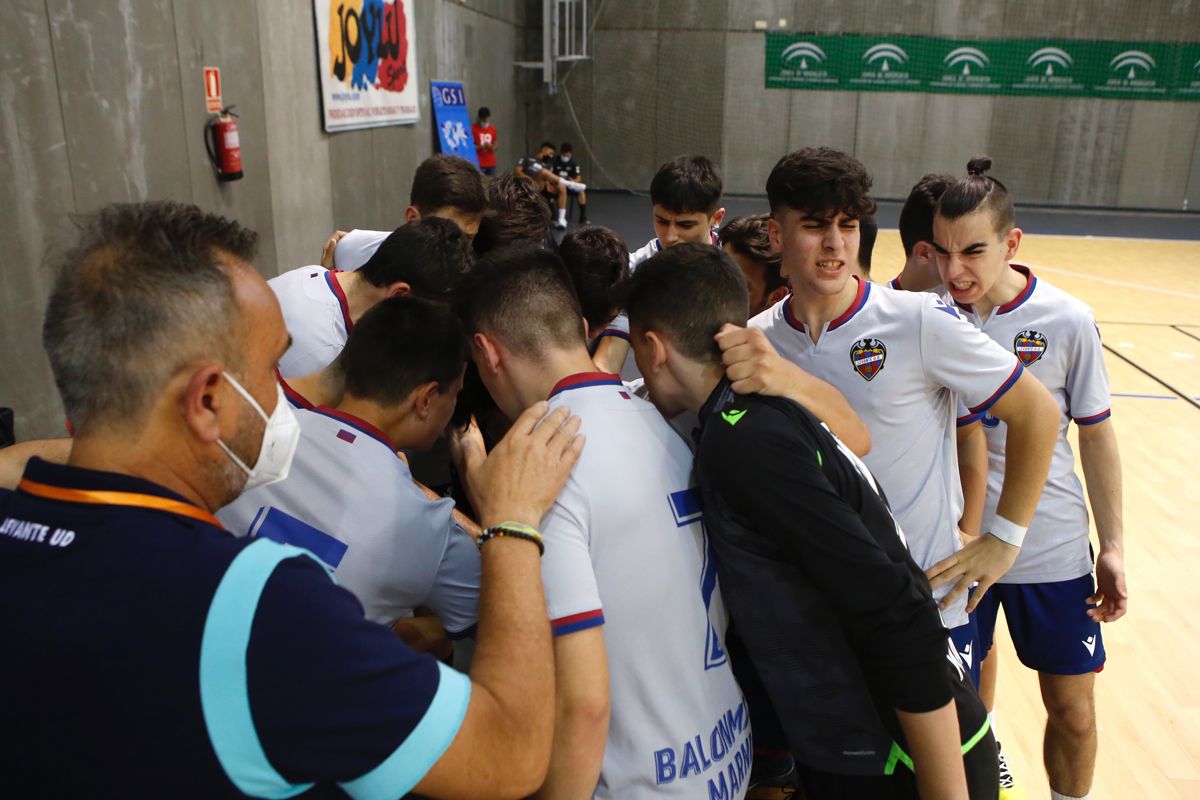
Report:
0,0,73,438
1046,100,1132,207
655,31,726,168
728,1,794,31
257,0,333,275
47,0,193,209
918,94,994,183
589,29,658,190
723,32,789,194
530,0,1200,210
172,0,277,275
1118,102,1200,209
785,91,859,156
986,97,1061,203
854,94,932,198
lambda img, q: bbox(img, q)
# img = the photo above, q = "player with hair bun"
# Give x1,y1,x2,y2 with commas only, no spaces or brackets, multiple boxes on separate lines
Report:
933,155,1127,800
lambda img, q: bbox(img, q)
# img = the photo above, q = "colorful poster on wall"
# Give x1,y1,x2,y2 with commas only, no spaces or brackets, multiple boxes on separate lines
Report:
313,0,420,132
765,33,1200,102
430,81,480,167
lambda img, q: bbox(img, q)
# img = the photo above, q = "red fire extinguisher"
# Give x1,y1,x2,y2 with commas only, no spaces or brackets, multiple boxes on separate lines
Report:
205,106,243,182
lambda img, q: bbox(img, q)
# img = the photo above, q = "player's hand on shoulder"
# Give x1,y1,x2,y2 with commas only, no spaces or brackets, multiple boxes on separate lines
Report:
468,402,584,528
926,534,1020,613
320,230,348,268
716,324,797,397
1089,548,1128,623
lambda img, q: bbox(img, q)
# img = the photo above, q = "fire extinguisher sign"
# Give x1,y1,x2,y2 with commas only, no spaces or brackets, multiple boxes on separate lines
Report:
204,67,222,113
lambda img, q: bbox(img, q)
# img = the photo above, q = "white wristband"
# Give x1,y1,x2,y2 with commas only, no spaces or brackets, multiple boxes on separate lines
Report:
987,515,1027,548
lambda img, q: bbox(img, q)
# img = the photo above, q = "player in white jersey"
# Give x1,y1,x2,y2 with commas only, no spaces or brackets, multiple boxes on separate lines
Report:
457,244,750,799
933,157,1127,800
748,147,1059,636
593,155,726,373
271,217,470,377
218,297,481,645
329,154,488,270
893,170,1025,797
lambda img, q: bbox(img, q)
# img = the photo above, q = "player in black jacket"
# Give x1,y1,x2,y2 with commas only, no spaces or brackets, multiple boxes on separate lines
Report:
619,242,998,800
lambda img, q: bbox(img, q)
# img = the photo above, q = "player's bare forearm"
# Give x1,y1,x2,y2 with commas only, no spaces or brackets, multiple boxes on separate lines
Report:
987,371,1058,527
592,336,629,375
1077,419,1123,553
0,438,73,490
716,324,870,456
415,404,583,799
927,374,1055,612
535,629,611,799
896,701,970,800
955,421,988,537
1078,418,1127,621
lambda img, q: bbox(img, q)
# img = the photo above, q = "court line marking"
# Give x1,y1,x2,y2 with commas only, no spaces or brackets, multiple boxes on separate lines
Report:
1174,325,1200,345
1025,263,1200,301
1103,345,1200,412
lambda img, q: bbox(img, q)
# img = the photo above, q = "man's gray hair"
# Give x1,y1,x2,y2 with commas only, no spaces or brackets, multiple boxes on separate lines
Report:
42,201,258,433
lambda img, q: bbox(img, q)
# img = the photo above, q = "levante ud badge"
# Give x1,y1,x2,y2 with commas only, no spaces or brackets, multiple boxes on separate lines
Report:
1014,330,1047,366
851,338,887,381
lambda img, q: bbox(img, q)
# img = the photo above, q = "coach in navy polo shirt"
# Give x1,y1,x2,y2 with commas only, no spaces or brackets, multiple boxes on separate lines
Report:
0,201,582,798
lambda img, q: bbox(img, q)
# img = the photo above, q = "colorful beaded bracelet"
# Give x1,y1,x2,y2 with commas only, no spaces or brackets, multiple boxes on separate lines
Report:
477,521,545,556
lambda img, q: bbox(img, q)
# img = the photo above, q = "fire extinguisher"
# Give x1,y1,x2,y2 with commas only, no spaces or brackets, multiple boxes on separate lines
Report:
205,105,243,182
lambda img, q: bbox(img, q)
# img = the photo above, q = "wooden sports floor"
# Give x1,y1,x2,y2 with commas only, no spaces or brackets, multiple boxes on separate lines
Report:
875,231,1200,799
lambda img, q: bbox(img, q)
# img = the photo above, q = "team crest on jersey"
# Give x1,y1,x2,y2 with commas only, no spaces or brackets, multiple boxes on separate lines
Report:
850,338,887,381
1013,330,1047,366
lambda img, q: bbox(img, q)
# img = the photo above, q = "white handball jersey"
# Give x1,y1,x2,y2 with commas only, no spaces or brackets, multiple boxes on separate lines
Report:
333,229,389,271
750,279,1022,628
542,372,750,800
269,266,353,378
217,406,481,636
949,266,1110,584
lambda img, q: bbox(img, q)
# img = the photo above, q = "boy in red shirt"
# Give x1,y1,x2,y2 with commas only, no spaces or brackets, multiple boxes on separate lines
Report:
472,107,498,175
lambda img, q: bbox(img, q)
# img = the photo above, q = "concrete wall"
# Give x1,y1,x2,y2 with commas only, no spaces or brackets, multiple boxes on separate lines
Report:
531,0,1200,209
1,0,527,440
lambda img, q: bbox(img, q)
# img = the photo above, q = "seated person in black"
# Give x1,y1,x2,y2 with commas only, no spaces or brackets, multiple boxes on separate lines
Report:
620,242,998,800
515,142,586,230
552,142,589,224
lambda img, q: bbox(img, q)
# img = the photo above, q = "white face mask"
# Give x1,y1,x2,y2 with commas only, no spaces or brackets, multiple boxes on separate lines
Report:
216,372,300,491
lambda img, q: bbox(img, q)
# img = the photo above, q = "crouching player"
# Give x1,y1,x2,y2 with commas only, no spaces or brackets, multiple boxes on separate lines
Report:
624,242,1000,800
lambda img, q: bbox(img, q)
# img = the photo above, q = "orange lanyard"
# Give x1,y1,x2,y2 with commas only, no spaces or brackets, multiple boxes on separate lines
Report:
17,479,223,528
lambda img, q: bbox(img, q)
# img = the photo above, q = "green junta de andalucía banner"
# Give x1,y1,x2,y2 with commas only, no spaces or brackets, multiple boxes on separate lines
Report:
765,33,1200,101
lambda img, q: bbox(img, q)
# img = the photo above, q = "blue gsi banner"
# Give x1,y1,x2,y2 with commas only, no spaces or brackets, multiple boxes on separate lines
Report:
430,80,479,167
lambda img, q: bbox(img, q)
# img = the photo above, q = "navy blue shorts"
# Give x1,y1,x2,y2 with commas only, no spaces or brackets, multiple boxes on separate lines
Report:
949,615,982,688
975,574,1105,675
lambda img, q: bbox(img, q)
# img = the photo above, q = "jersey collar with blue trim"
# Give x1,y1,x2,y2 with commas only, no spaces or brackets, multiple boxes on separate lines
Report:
783,276,871,333
953,264,1037,316
323,270,354,333
548,371,623,398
